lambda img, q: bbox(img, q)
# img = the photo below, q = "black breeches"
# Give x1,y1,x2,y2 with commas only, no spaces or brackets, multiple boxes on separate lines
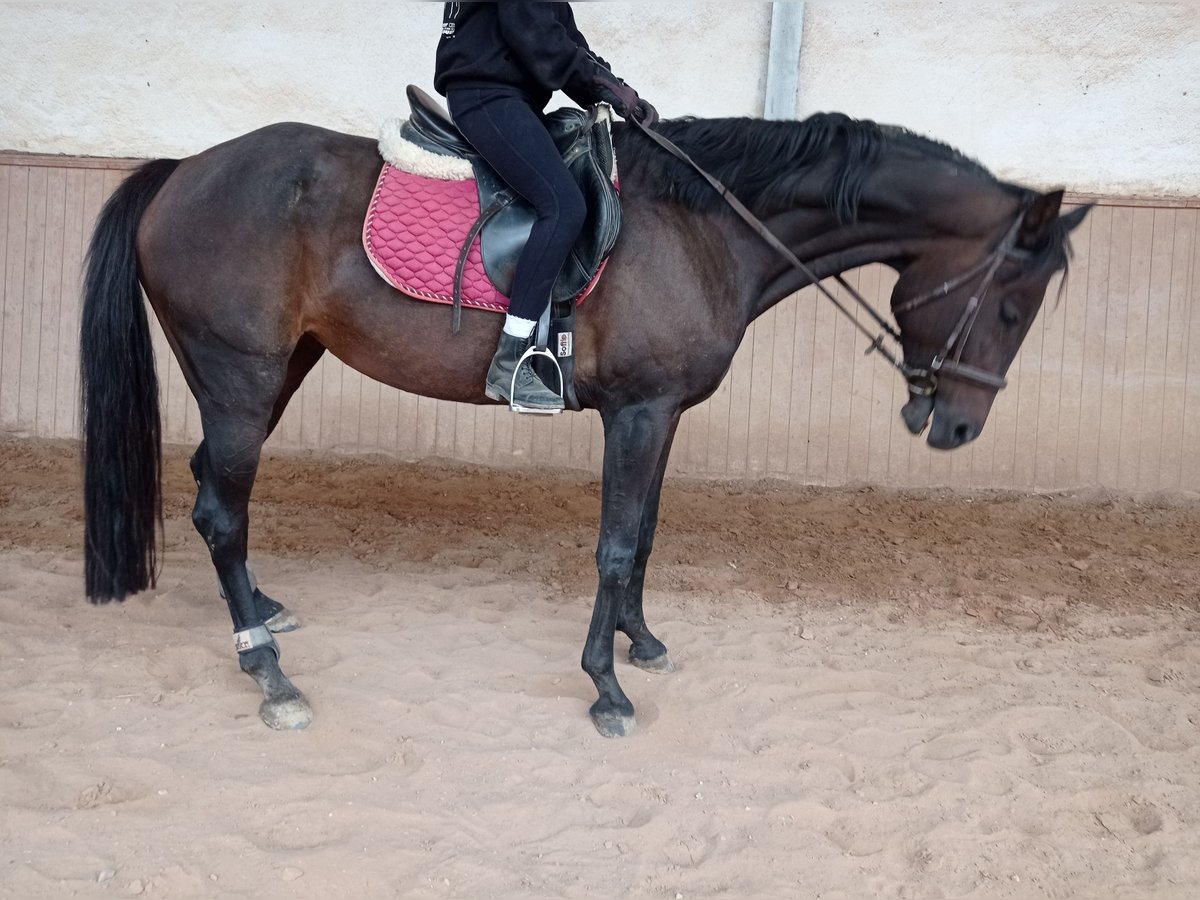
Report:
447,87,587,322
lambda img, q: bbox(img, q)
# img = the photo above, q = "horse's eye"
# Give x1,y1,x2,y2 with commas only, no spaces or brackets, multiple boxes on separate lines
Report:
999,300,1021,327
996,260,1023,284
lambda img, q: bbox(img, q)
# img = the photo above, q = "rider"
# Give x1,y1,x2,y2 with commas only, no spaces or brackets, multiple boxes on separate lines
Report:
435,1,658,412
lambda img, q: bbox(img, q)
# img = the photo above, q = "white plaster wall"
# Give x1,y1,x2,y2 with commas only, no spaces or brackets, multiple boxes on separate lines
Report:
0,1,769,158
798,0,1199,196
0,1,1194,195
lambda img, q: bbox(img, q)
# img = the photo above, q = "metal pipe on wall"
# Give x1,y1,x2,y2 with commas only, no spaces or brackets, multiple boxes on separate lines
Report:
764,1,806,120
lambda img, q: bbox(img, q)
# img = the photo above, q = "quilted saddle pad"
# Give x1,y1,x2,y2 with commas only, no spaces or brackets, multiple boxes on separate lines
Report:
363,116,612,315
364,161,509,313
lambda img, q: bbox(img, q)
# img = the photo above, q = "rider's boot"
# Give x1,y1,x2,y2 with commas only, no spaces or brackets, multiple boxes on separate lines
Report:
484,332,564,412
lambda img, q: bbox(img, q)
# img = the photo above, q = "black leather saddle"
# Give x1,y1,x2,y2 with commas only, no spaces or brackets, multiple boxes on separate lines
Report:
400,86,621,329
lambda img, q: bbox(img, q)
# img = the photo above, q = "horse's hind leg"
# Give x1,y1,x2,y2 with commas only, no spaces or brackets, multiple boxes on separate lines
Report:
189,350,316,729
193,445,297,633
616,417,679,674
194,335,325,635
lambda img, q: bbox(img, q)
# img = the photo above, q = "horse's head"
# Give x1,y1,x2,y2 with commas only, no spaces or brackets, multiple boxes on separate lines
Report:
890,190,1090,450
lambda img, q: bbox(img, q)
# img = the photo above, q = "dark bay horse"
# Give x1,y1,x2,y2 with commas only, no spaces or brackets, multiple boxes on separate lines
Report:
81,112,1089,737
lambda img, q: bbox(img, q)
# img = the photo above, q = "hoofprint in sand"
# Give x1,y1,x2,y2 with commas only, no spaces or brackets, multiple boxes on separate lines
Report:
2,439,1198,898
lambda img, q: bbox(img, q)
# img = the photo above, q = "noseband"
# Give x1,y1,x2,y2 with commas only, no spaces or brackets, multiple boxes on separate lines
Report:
633,119,1027,400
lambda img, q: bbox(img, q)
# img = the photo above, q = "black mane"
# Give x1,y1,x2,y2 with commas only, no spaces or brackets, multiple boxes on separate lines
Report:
616,113,1003,224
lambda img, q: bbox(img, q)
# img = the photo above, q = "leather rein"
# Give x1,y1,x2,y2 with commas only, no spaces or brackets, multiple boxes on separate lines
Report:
631,117,1027,398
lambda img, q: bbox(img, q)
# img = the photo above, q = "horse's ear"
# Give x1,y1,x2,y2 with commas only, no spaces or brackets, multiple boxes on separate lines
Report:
1018,189,1064,249
1059,202,1093,234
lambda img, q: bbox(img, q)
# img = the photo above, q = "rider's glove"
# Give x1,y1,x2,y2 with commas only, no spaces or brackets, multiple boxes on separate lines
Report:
590,68,659,127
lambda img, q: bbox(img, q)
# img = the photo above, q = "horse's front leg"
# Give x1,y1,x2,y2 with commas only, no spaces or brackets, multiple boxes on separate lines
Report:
585,402,678,737
615,416,679,674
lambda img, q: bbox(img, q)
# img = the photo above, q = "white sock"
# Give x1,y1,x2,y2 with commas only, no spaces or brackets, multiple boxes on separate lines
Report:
502,314,537,338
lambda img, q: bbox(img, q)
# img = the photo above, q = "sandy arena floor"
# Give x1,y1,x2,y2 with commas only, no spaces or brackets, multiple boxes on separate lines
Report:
1,438,1198,899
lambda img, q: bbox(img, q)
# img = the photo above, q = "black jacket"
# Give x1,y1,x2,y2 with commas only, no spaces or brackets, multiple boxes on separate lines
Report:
434,1,609,110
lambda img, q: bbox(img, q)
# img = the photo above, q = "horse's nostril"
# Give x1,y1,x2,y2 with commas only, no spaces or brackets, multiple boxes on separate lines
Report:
953,422,976,445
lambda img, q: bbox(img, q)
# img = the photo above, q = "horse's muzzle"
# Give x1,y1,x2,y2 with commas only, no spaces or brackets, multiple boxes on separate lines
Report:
902,391,983,449
901,392,934,436
926,409,982,450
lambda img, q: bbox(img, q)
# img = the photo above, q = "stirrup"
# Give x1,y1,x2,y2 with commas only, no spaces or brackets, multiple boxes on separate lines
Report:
509,345,564,415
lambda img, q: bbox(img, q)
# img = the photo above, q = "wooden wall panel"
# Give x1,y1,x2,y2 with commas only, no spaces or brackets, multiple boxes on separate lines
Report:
1155,208,1198,492
2,155,1197,495
1,165,28,431
0,167,12,430
1182,212,1200,491
55,168,86,438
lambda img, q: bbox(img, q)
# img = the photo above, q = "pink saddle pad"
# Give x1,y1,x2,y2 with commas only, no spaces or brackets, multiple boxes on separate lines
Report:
363,163,605,314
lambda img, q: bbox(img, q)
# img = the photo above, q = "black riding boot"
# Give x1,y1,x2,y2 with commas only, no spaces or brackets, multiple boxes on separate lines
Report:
485,333,565,412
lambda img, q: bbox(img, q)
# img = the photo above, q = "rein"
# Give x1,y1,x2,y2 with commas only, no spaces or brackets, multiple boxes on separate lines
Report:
631,118,1023,397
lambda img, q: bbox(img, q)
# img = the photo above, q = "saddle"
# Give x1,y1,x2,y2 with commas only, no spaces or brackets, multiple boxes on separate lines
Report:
372,86,621,329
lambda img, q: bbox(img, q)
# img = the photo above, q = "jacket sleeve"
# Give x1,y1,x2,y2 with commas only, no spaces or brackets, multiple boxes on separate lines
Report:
495,1,600,99
560,6,612,72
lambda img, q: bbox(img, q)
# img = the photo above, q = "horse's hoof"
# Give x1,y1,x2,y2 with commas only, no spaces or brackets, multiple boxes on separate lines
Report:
260,694,313,730
265,607,301,634
591,710,637,739
630,652,675,674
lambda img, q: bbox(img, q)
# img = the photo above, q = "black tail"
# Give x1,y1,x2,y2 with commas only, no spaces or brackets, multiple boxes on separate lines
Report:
81,158,180,602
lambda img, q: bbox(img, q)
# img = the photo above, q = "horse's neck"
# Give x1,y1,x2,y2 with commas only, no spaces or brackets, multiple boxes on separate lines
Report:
735,213,919,322
743,160,1018,322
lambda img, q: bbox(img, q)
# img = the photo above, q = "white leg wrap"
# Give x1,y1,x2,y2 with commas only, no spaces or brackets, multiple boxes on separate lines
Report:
234,625,279,658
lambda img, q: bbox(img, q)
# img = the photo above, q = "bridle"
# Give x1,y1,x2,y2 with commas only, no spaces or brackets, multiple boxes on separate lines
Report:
891,213,1028,396
632,118,1029,400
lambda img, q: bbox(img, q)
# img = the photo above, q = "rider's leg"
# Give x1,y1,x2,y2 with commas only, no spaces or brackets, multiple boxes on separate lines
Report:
448,87,587,410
